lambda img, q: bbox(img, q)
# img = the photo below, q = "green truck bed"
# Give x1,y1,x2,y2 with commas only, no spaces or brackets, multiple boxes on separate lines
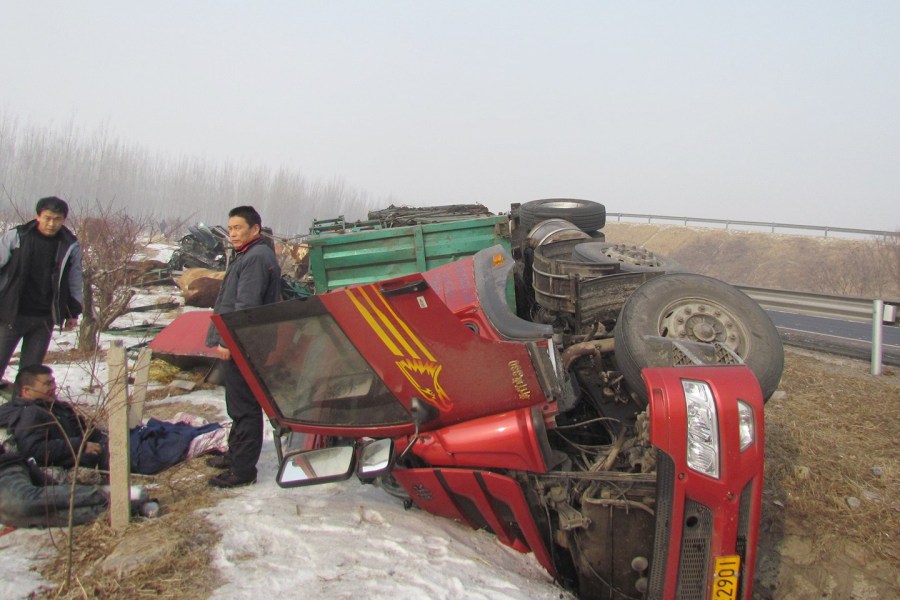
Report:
306,214,512,293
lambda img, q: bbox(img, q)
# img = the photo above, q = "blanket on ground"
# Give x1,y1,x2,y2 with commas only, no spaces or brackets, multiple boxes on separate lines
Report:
129,418,221,475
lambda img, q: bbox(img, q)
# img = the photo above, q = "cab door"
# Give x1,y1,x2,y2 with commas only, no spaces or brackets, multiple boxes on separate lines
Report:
215,272,547,435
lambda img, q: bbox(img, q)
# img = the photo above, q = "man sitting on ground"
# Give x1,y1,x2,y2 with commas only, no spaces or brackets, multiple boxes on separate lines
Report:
3,365,222,475
8,365,107,470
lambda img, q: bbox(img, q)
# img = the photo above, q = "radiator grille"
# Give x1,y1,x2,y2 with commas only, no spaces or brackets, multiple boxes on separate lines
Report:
647,453,674,597
677,499,712,599
735,482,754,599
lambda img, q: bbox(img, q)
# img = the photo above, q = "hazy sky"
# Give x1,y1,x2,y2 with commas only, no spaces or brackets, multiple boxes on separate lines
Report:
2,2,899,230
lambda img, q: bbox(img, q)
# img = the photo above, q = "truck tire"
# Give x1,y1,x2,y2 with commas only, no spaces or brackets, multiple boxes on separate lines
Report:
571,242,684,273
614,273,784,403
520,199,606,233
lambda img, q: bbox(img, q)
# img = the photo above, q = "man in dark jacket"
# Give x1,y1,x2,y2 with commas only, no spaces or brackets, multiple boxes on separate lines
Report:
0,197,83,383
3,365,223,475
5,365,107,470
205,205,281,488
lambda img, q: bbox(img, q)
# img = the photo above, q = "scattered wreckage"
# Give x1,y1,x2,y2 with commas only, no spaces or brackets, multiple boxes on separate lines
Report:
156,199,784,599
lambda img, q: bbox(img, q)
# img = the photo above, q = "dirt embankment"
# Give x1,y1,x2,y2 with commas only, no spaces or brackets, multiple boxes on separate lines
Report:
603,223,900,300
756,349,899,598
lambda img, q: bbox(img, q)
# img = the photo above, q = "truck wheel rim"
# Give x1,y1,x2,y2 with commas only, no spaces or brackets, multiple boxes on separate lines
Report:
658,298,750,356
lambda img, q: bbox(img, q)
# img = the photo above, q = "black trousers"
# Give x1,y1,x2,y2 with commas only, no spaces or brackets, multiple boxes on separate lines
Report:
222,359,263,480
0,315,54,381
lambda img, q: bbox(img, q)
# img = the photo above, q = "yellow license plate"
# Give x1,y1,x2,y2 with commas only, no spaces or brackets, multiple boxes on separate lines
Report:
711,555,741,599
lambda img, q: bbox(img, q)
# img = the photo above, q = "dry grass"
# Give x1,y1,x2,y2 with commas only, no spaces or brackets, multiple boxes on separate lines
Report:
762,348,900,562
44,347,108,364
147,359,182,385
605,223,900,299
33,397,229,599
35,461,224,599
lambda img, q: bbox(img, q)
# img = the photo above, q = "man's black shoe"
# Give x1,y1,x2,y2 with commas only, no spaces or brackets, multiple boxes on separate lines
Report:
205,454,232,469
209,470,256,488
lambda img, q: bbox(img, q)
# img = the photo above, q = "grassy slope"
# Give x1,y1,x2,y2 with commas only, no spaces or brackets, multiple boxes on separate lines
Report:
603,223,900,299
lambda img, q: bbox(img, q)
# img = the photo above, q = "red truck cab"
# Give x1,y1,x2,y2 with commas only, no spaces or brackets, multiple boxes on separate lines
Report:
214,243,767,599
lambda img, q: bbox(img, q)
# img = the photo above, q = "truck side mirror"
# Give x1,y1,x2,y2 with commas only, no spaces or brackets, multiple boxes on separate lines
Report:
358,438,394,478
276,445,355,488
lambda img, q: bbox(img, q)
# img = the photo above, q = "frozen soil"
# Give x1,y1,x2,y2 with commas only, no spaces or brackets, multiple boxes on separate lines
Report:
754,348,900,599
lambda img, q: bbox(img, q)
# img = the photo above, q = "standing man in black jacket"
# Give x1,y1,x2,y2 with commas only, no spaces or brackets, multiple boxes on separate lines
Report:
205,206,281,488
0,197,83,384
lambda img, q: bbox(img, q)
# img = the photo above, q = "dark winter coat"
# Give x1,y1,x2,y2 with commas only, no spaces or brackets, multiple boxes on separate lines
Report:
0,449,45,482
0,396,105,469
0,221,84,325
206,237,281,347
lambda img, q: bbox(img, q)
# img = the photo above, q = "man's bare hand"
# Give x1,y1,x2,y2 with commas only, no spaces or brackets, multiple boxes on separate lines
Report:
63,317,78,331
216,345,232,361
84,442,102,456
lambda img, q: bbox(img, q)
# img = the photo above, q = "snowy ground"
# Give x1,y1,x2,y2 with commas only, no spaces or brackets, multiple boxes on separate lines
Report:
204,447,566,600
0,266,571,599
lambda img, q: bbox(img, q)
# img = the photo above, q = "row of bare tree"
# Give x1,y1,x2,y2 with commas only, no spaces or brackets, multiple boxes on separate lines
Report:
0,111,385,237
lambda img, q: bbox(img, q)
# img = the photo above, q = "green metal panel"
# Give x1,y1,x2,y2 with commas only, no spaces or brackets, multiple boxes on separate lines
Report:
414,226,427,272
307,215,511,293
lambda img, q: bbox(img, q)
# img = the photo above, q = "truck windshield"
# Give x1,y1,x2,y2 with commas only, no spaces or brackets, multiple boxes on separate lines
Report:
220,299,412,427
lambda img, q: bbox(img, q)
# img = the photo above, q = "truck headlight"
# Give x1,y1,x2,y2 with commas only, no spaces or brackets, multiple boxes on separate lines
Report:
737,400,755,451
683,380,720,478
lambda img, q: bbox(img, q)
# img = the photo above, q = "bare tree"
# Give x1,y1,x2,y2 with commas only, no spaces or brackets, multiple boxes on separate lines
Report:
72,204,151,352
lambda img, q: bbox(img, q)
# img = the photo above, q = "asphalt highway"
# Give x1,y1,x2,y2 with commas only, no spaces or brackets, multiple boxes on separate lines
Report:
767,310,900,367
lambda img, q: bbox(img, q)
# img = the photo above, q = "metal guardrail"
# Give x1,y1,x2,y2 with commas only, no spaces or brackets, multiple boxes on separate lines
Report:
607,213,897,239
736,285,898,374
736,286,898,324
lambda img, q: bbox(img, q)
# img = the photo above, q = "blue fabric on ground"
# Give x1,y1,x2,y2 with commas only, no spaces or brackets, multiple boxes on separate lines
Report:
129,418,221,475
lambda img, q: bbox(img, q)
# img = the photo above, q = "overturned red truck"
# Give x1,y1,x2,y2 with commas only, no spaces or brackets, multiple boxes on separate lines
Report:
210,200,783,599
